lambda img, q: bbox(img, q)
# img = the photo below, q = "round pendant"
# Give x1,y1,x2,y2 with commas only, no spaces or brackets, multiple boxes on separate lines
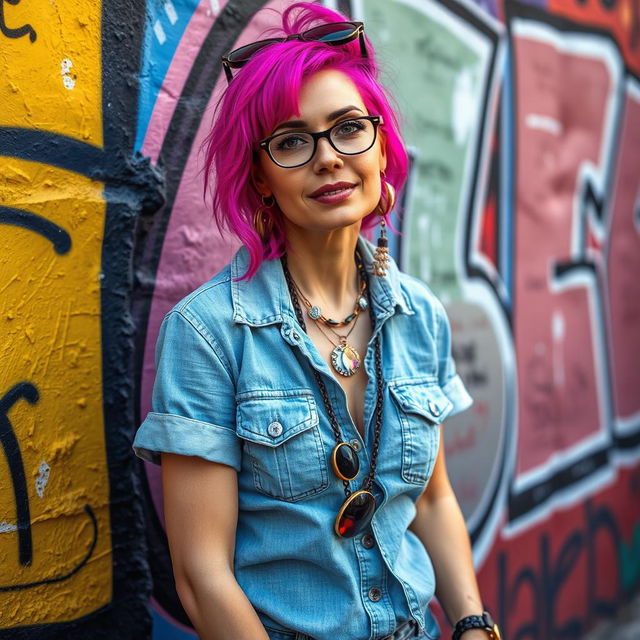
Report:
308,305,322,320
331,442,360,481
358,296,368,310
334,490,376,538
330,344,361,376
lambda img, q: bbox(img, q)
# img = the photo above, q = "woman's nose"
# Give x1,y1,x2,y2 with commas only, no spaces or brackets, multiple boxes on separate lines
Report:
312,137,344,171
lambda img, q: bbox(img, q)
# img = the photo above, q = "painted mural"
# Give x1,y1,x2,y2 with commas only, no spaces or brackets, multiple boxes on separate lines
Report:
1,0,638,638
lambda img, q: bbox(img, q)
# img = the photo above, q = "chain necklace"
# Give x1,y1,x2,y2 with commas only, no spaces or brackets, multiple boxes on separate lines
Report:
288,254,365,377
281,252,385,538
292,254,368,327
312,307,362,377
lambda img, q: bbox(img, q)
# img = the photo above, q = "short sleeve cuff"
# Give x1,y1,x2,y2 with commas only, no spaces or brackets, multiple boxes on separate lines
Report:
442,374,473,417
132,412,242,471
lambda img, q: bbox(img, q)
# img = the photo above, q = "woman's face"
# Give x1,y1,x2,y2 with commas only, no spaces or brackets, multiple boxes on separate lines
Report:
252,69,387,234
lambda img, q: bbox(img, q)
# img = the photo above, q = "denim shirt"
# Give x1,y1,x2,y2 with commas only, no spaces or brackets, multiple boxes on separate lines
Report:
133,235,472,640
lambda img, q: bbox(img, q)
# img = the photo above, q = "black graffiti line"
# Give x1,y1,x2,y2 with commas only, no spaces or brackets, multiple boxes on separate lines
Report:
0,504,98,592
0,206,71,254
0,382,38,566
0,0,36,42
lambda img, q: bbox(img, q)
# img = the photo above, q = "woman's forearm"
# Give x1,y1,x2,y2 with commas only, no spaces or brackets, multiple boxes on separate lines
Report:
409,492,484,626
176,568,270,640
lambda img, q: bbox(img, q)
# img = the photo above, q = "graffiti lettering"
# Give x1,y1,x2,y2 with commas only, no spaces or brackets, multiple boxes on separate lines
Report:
497,500,625,639
0,207,71,254
0,0,36,42
0,382,37,567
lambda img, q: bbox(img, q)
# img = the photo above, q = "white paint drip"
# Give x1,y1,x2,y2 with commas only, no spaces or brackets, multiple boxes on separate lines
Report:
164,1,178,25
61,58,75,90
0,522,18,533
35,461,50,498
154,20,166,45
525,114,562,136
452,66,477,145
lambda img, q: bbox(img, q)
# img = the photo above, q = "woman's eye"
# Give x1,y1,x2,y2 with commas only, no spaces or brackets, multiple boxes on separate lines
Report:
275,135,308,151
335,120,366,136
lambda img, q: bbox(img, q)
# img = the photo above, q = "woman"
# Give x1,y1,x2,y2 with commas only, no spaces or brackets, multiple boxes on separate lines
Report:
133,3,500,640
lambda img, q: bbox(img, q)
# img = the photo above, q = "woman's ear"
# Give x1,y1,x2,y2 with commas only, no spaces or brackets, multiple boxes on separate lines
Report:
250,160,271,198
378,131,388,174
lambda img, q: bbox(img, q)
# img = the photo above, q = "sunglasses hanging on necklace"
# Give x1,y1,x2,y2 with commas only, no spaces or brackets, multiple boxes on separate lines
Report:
281,251,385,538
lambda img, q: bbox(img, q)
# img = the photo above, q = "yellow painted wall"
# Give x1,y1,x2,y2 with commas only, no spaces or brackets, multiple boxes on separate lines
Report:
0,0,111,628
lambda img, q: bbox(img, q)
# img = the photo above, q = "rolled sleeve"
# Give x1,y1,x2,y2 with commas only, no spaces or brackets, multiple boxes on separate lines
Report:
132,309,241,469
436,301,473,417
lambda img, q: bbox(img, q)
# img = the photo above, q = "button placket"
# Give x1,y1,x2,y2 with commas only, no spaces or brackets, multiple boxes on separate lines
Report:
361,533,375,549
368,586,382,602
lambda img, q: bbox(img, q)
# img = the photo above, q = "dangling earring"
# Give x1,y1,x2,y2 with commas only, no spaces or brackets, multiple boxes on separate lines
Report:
372,176,395,277
254,194,275,239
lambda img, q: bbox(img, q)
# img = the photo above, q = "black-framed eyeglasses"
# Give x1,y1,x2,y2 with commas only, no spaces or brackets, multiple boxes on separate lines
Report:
258,115,382,168
221,21,367,84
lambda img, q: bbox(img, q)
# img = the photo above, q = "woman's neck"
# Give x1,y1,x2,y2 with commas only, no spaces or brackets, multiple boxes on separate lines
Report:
283,224,361,315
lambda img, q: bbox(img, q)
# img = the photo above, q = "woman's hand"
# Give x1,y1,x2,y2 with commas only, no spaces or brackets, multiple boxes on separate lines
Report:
458,631,496,640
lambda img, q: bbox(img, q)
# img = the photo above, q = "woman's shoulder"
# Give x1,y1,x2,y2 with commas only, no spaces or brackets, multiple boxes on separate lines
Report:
165,259,236,332
395,269,447,324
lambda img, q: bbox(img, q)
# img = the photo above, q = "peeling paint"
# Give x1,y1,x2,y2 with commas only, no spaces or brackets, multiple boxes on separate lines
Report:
35,461,51,498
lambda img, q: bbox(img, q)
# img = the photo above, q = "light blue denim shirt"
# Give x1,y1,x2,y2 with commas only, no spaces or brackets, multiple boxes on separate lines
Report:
133,235,472,640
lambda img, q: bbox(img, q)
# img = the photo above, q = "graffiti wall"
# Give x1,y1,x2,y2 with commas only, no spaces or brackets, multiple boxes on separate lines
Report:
0,0,156,636
1,0,638,638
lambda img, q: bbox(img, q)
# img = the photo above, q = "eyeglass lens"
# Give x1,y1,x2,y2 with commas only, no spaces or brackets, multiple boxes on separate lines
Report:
269,118,375,167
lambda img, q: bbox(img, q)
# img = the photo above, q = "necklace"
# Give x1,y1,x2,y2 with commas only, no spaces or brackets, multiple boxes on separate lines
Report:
293,253,368,327
313,310,362,377
281,252,385,538
288,253,365,376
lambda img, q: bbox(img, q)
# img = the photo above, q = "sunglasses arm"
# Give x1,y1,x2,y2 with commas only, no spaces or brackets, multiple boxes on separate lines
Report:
358,31,368,59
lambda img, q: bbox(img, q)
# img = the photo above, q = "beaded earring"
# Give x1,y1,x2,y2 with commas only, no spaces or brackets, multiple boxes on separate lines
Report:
371,175,395,277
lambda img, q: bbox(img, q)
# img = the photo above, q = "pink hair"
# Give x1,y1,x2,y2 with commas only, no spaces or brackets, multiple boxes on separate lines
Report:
201,1,409,280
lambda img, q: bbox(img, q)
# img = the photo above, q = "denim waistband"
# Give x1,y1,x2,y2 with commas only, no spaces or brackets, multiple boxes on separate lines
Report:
264,618,422,640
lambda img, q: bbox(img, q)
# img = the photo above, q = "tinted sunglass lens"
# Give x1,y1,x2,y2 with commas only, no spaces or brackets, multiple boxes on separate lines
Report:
335,490,376,538
331,442,360,481
227,38,282,63
304,22,357,43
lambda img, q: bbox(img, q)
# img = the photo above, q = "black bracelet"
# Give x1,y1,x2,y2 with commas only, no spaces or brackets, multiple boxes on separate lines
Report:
451,610,501,640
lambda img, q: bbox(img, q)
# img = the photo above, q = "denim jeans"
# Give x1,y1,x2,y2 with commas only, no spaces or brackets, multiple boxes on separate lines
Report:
265,617,435,640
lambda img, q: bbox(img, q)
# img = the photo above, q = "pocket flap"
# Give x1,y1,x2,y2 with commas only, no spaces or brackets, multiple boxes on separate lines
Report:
236,393,319,447
389,381,453,424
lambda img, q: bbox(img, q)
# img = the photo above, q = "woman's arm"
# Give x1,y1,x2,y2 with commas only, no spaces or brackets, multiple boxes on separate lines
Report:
408,426,490,640
162,452,270,640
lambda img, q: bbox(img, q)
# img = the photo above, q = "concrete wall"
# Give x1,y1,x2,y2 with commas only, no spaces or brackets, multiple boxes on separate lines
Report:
1,0,638,638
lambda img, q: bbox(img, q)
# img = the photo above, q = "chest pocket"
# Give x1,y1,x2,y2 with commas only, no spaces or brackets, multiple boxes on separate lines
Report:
236,392,329,502
389,380,453,485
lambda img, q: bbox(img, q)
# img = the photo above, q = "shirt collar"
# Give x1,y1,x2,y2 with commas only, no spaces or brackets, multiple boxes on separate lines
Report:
231,235,414,327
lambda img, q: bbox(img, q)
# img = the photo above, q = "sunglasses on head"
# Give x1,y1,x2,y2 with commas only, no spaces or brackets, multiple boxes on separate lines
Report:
221,21,367,84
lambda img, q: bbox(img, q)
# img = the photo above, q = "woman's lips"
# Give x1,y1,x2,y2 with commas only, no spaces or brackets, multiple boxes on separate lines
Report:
310,185,356,204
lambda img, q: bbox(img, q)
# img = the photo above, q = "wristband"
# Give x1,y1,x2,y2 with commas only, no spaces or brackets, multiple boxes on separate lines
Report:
451,610,501,639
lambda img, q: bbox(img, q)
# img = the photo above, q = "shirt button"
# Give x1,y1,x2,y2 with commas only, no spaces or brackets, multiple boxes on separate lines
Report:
267,421,283,437
291,331,301,342
428,400,440,417
368,586,382,602
350,439,362,452
361,533,375,549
